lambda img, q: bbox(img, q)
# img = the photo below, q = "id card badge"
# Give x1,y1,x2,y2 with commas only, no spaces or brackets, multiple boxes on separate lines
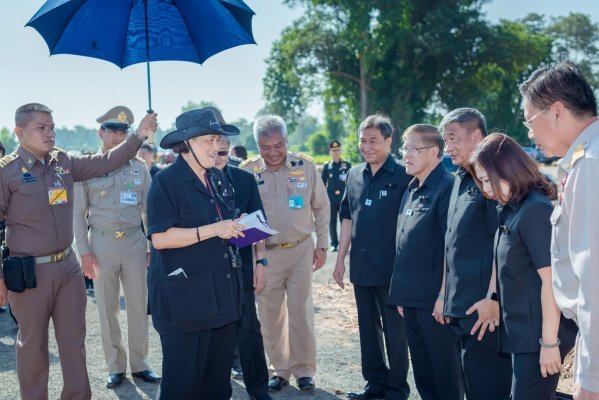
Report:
288,196,304,209
48,188,68,205
120,191,138,205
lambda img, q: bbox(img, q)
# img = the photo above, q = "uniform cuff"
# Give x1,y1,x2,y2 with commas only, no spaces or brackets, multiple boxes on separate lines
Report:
316,237,328,249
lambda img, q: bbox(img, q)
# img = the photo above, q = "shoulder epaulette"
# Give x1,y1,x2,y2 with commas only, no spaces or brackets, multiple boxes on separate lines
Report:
294,152,314,163
240,154,261,168
0,153,19,168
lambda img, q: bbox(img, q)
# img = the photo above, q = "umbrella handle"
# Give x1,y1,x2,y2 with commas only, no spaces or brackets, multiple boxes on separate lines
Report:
146,110,155,145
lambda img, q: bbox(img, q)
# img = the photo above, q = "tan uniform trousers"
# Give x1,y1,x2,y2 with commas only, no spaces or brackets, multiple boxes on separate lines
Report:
258,237,316,380
8,250,91,400
90,229,149,374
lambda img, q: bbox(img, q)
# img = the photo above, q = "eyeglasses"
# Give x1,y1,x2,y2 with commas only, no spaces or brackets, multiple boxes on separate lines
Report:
399,145,434,156
522,109,546,130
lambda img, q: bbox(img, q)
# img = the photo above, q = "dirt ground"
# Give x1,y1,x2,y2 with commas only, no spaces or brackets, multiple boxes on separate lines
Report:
0,248,573,399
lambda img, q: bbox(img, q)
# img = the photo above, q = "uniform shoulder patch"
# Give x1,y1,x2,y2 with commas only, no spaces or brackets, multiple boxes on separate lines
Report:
240,154,261,168
0,153,19,168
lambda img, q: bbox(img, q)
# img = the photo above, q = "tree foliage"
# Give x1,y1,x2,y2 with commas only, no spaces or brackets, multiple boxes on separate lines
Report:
264,1,598,159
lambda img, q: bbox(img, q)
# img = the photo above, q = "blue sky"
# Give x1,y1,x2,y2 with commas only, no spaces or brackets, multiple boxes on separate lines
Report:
0,1,597,131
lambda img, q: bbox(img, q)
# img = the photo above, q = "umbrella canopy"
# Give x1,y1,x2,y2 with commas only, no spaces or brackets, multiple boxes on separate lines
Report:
27,0,256,110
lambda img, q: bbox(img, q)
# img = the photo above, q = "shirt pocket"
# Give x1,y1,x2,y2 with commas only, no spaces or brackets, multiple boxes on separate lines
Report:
165,272,219,325
87,177,113,206
15,183,47,213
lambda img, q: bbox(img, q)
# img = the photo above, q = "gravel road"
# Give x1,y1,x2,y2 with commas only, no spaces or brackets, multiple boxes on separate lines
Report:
0,252,419,400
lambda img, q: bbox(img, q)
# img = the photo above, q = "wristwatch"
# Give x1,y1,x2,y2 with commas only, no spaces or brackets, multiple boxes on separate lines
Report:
255,258,268,267
485,291,499,302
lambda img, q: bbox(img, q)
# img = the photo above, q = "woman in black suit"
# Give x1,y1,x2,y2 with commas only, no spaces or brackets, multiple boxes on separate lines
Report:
469,133,577,400
146,108,246,399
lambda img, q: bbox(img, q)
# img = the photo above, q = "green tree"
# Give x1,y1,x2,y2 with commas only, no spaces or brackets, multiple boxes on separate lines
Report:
306,130,329,155
0,127,18,154
544,13,599,87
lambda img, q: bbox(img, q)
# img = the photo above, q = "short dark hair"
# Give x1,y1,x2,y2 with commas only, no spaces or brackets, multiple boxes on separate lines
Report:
231,144,248,160
469,132,554,203
439,108,488,137
358,113,394,139
402,124,444,159
171,141,189,154
520,61,598,117
140,143,156,153
15,103,53,127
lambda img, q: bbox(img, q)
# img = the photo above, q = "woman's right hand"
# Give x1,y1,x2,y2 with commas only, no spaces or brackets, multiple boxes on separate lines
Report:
213,219,246,239
539,346,562,377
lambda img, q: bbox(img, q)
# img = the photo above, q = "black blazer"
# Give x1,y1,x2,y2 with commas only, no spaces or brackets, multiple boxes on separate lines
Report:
146,156,242,335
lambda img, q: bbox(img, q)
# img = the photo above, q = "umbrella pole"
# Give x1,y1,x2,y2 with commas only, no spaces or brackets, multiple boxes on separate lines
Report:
143,0,155,144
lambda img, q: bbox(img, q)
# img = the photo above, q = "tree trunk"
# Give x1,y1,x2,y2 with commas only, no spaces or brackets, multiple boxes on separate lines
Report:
360,52,368,119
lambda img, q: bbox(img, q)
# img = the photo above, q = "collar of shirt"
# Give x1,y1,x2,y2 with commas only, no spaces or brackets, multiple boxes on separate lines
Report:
408,162,446,192
456,166,469,179
362,154,396,176
559,118,599,175
174,154,212,194
16,146,53,169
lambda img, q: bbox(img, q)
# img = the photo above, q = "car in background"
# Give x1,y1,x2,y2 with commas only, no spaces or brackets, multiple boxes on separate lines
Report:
522,146,539,161
522,145,560,165
442,153,459,174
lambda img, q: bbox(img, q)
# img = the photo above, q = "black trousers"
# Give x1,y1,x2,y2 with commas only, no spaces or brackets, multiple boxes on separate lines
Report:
403,307,463,400
354,285,410,400
159,322,237,400
329,198,341,247
449,317,512,400
237,290,270,398
511,344,573,400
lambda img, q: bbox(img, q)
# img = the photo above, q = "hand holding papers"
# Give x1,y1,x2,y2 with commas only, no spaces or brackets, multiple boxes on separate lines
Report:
228,210,278,248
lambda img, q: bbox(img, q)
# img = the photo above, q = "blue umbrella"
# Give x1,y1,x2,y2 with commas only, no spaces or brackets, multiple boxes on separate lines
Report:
26,0,256,112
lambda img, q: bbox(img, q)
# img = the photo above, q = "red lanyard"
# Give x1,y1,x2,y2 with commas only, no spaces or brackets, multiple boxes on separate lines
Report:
205,173,223,220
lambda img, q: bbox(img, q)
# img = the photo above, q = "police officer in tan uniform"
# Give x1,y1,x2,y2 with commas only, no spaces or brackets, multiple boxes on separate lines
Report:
0,103,156,400
73,106,159,388
520,61,599,400
241,115,330,392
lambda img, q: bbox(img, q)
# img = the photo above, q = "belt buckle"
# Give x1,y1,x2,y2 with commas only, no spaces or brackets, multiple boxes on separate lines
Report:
280,242,291,249
51,251,66,262
115,231,126,239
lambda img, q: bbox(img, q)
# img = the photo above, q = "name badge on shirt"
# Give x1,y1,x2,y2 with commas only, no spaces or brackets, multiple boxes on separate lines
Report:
365,199,372,206
120,192,138,205
298,182,308,189
339,173,347,182
288,196,304,209
48,188,68,205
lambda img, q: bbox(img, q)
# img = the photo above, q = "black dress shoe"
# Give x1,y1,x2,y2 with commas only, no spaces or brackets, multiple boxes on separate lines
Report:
347,389,386,399
267,375,289,392
132,369,161,383
249,394,274,400
297,376,315,390
106,373,125,388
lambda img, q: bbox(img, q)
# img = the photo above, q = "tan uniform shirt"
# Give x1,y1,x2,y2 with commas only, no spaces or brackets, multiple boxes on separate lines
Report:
0,133,143,278
73,154,151,256
552,118,599,392
241,152,330,248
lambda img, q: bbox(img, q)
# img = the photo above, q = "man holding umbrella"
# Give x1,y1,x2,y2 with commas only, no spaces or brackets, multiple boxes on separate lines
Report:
0,103,156,399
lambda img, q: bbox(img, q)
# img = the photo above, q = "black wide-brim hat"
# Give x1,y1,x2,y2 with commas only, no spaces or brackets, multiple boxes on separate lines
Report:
160,107,240,149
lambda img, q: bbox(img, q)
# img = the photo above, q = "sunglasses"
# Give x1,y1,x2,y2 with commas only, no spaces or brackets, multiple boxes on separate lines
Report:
217,151,228,157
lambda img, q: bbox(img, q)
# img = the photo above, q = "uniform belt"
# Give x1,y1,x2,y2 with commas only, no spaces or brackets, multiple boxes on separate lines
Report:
36,247,72,264
265,234,311,250
90,226,142,239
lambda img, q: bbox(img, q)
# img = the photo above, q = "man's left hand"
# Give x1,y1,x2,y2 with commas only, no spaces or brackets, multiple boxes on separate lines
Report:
466,297,499,340
313,248,327,271
253,264,267,294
